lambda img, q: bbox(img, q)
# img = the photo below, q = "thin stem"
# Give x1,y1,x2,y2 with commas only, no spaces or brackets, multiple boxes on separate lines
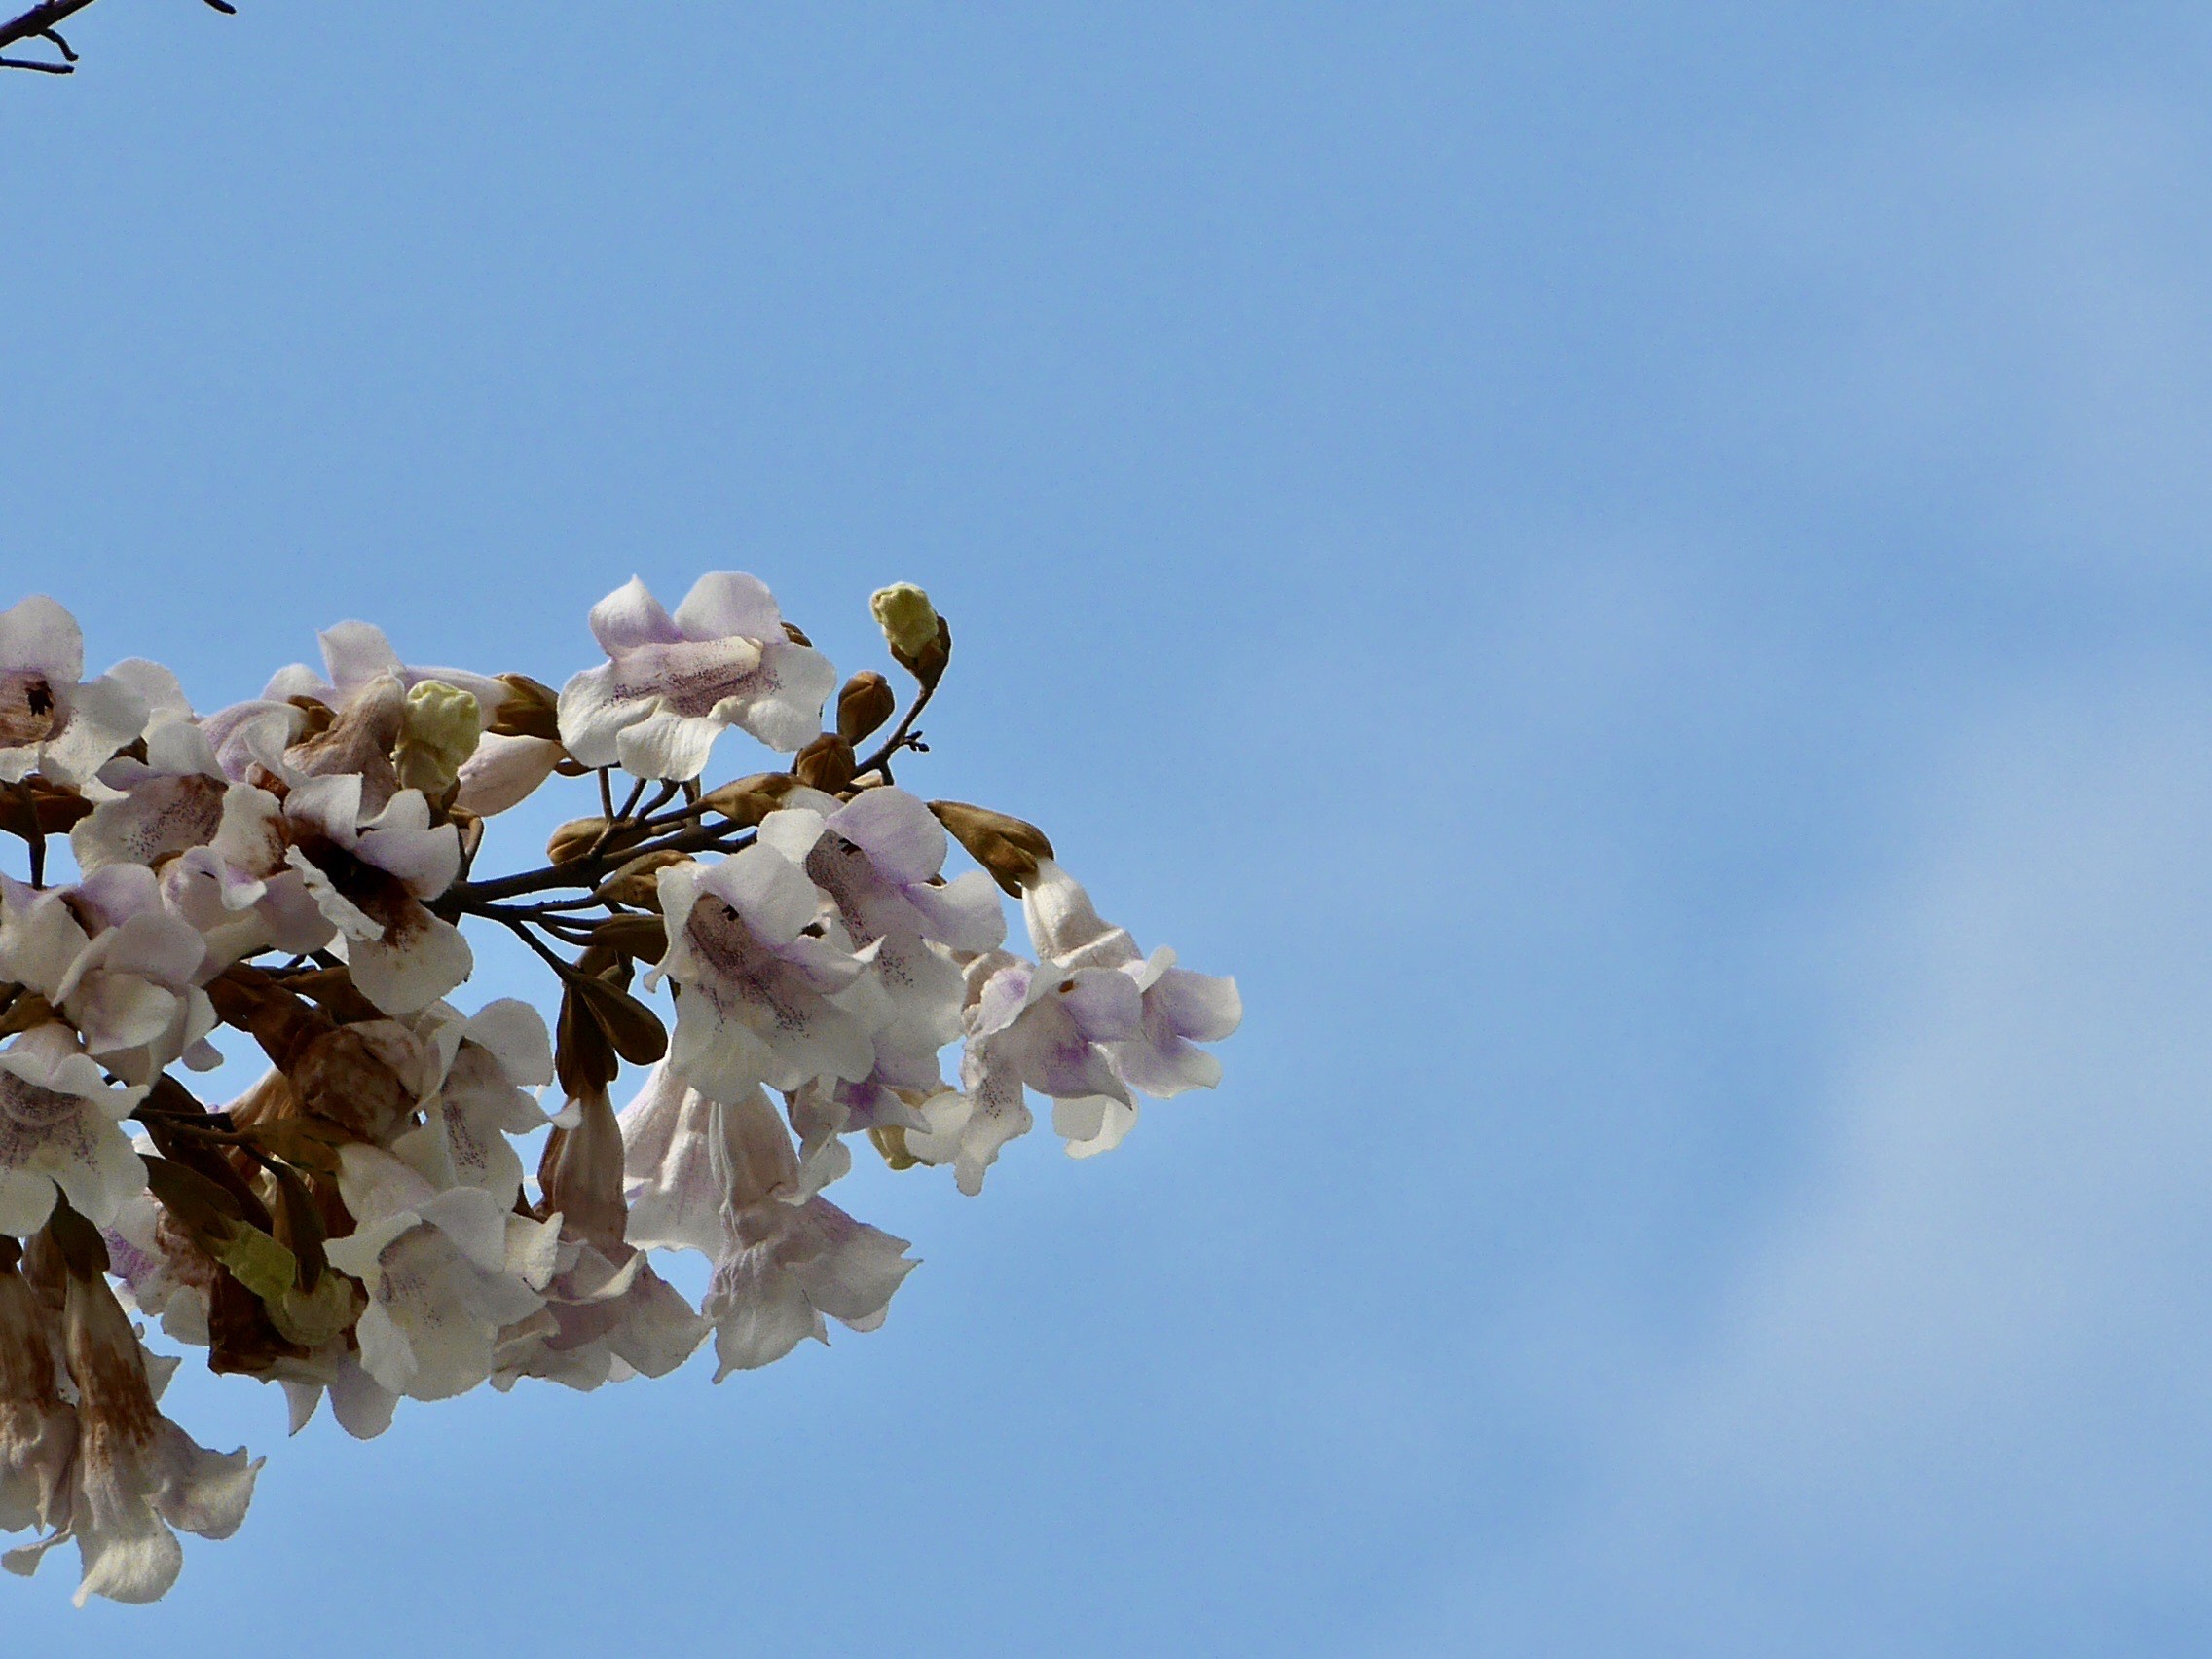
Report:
859,679,938,781
438,820,756,909
12,781,44,887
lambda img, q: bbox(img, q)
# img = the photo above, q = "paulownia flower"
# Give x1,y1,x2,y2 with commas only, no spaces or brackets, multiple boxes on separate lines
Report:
0,1248,74,1546
653,846,878,1098
392,999,560,1208
263,620,508,727
282,774,471,1016
1018,859,1240,1153
759,786,1006,1090
46,866,219,1084
498,1087,707,1393
0,1025,148,1235
323,1145,563,1405
559,573,836,779
0,596,154,790
7,1267,258,1606
615,1063,913,1377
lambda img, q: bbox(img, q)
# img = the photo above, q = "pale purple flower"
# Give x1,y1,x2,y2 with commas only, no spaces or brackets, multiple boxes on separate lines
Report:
323,1145,563,1405
282,775,471,1016
759,787,1007,1091
500,1088,708,1392
392,999,559,1208
0,597,155,790
558,573,837,779
614,1064,913,1377
0,1024,149,1235
262,620,508,724
653,846,878,1098
69,712,231,876
7,1269,258,1606
0,1252,73,1545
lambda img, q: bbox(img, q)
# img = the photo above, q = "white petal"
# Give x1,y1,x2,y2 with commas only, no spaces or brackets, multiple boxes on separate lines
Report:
590,576,684,655
674,571,783,641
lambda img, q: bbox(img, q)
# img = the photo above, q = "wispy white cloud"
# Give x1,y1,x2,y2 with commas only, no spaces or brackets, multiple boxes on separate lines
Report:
1399,684,2212,1655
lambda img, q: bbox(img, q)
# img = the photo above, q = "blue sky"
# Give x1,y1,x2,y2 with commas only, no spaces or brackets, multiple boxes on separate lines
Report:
6,5,2212,1653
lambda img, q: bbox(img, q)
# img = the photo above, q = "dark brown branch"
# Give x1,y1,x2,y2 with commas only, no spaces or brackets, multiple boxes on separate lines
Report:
1,0,232,75
0,0,98,53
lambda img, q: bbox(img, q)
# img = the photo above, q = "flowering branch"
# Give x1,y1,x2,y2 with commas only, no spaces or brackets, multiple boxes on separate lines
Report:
0,571,1239,1606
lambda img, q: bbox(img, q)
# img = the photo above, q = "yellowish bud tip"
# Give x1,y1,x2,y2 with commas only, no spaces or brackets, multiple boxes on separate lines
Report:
396,680,484,794
869,583,940,660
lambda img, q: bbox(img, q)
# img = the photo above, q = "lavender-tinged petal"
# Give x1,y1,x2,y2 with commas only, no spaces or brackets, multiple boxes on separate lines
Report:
555,662,650,769
614,707,724,782
0,596,84,683
827,788,947,886
673,571,784,642
727,639,836,754
903,870,1010,953
316,620,406,693
589,576,686,656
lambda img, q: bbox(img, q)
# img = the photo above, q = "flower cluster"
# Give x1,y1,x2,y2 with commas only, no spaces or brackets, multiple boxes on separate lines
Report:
0,577,1237,1604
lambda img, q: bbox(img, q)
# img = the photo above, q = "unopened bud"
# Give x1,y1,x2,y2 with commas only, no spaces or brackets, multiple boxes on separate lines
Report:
487,673,563,741
395,680,483,797
870,584,940,659
929,800,1055,897
794,733,857,793
698,771,801,827
547,817,611,865
596,848,694,909
836,671,897,745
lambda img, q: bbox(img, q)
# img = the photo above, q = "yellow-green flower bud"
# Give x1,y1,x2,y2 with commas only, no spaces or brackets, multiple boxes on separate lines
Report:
869,583,940,661
395,680,484,797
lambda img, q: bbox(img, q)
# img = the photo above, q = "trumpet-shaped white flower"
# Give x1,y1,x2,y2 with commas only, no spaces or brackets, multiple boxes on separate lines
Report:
394,999,560,1208
500,1087,708,1392
0,1252,74,1543
323,1145,563,1405
0,597,154,790
69,712,230,875
8,1269,258,1606
40,866,219,1084
654,846,878,1098
559,573,836,779
0,1025,148,1235
616,1063,913,1376
263,620,509,728
283,775,471,1016
759,787,1006,1090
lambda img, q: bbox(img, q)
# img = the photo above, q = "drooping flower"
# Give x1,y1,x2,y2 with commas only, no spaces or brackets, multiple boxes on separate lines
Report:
322,1145,563,1405
652,846,878,1098
263,620,508,728
45,866,220,1084
1018,859,1240,1154
758,786,1007,1090
558,573,836,779
0,1025,148,1235
0,1246,74,1545
499,1087,708,1393
615,1064,913,1377
0,596,154,790
393,999,560,1208
281,774,471,1016
10,1267,259,1606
